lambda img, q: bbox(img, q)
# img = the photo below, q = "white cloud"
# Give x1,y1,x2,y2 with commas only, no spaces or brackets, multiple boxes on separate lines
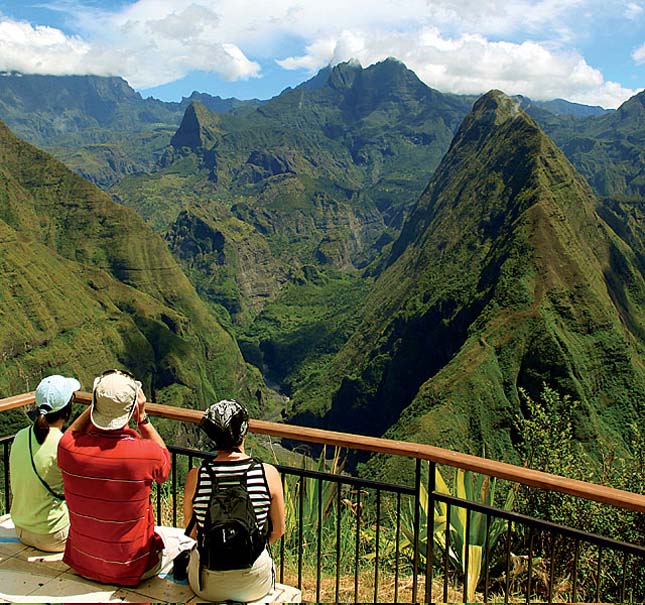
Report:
625,2,643,18
0,4,261,88
0,18,92,75
278,27,638,108
0,0,639,106
633,43,645,63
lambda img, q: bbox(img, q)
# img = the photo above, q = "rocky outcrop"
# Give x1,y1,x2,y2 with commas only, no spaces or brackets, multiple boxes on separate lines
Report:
166,209,288,322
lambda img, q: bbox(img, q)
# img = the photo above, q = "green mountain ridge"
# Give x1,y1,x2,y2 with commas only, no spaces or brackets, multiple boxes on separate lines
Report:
109,65,645,446
288,91,645,463
0,119,271,436
107,61,479,397
2,64,644,468
0,66,638,202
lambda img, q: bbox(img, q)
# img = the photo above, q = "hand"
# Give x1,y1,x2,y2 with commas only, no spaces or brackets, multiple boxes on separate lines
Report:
134,388,147,424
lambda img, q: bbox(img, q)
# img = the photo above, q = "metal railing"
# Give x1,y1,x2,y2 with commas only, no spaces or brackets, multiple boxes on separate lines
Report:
1,392,644,603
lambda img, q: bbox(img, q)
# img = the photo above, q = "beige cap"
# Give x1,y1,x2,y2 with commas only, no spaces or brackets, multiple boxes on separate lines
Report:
90,371,141,430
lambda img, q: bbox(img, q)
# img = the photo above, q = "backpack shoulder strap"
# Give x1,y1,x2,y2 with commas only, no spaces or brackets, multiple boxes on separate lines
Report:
28,426,65,501
245,457,264,476
246,458,271,539
185,513,196,536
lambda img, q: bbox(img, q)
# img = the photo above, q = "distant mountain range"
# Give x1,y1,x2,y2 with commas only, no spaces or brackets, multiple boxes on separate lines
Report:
0,73,260,187
0,61,642,463
0,64,620,189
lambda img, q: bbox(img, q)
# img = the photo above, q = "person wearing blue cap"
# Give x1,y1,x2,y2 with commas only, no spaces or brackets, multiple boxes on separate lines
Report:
9,374,79,551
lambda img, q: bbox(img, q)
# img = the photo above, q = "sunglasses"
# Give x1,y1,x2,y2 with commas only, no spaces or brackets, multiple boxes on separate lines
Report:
99,368,136,381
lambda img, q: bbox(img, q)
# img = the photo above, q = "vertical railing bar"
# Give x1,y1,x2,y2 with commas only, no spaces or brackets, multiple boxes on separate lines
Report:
354,488,361,604
572,539,580,603
484,512,491,603
425,461,436,604
279,474,285,585
595,546,602,604
394,493,401,604
171,451,178,528
185,453,193,529
463,508,471,604
527,529,535,604
443,504,451,603
335,484,341,603
548,530,555,605
619,551,628,604
316,477,323,603
374,489,381,604
504,518,512,604
298,477,304,590
3,442,9,514
412,459,421,604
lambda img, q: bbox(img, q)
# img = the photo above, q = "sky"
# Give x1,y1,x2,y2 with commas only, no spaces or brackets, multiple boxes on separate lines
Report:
0,1,643,108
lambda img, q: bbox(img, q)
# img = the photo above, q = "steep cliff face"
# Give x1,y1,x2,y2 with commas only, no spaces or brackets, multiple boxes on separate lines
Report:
170,101,222,151
289,91,645,461
165,209,288,323
0,119,270,435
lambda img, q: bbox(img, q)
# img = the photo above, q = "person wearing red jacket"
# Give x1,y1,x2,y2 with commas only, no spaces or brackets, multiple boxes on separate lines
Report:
58,369,170,586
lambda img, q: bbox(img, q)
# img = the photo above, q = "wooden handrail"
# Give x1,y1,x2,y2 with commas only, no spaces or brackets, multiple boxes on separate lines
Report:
2,391,645,513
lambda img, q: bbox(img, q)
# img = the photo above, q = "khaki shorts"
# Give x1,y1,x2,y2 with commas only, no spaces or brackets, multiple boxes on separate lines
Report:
15,525,68,552
188,547,275,603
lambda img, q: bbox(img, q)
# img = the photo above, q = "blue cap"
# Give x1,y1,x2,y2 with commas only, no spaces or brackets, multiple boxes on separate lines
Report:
35,375,80,415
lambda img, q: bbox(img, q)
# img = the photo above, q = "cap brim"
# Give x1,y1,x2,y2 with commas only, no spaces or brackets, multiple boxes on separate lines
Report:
90,403,136,431
67,377,81,394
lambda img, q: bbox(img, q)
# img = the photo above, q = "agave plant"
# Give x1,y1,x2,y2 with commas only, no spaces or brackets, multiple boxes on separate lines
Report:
400,463,515,601
282,446,359,571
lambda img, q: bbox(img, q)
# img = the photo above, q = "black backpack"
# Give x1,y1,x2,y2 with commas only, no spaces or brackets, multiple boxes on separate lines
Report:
197,460,268,571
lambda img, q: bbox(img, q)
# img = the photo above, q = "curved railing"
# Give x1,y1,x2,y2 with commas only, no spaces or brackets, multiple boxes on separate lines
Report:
3,391,643,512
1,391,644,603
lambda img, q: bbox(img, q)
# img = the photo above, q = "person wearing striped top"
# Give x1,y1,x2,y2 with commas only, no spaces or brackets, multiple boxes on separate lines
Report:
183,400,285,603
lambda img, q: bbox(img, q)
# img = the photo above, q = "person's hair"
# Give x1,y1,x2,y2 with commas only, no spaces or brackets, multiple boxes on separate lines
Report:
206,424,245,451
33,402,73,444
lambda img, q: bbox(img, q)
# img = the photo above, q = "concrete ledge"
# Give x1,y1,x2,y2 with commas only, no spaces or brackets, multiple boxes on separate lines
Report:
0,515,301,603
0,515,193,603
249,582,302,603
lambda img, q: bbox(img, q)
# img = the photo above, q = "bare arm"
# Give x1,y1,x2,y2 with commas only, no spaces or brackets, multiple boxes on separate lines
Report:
183,467,199,539
264,463,285,545
133,389,166,449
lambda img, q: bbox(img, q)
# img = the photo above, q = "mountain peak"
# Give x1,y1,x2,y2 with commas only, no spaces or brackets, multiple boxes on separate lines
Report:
472,90,523,124
613,88,645,126
442,89,539,161
389,89,550,261
328,60,363,90
171,101,220,149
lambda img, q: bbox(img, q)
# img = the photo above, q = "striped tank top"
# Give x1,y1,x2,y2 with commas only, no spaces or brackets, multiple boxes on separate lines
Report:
192,458,271,533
